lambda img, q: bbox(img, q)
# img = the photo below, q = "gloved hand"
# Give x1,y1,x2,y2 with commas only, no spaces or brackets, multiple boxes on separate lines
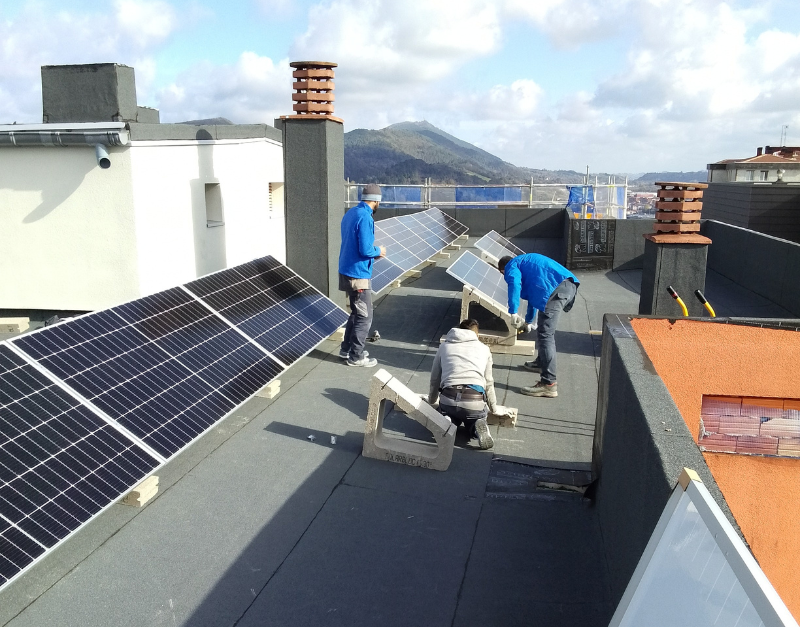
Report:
520,322,536,334
510,313,525,329
492,405,513,417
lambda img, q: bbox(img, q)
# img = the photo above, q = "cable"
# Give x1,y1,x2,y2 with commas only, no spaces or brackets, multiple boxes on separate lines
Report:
694,290,716,318
666,285,689,317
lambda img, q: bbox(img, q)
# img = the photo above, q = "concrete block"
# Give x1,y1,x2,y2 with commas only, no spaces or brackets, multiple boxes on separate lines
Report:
0,317,29,333
328,328,345,342
255,380,281,399
456,234,469,241
459,286,518,347
446,244,462,251
403,270,422,278
390,279,403,288
363,369,456,471
432,252,451,261
120,475,159,507
488,406,518,427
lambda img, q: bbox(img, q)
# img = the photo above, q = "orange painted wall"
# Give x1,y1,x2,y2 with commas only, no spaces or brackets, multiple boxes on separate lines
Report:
631,318,800,619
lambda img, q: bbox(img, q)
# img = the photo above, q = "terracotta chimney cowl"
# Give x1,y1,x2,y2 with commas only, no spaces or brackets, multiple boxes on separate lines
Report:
281,61,343,124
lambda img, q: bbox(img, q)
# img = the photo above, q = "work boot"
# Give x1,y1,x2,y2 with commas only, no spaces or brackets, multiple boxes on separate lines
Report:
522,359,541,373
339,349,368,359
520,381,558,398
474,418,494,450
346,355,378,368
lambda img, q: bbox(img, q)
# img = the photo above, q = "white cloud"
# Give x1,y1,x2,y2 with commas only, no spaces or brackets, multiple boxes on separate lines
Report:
115,0,178,48
157,52,291,123
0,1,180,123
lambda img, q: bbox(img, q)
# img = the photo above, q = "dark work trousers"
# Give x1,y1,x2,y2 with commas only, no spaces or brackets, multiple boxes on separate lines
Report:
537,279,578,384
439,401,488,438
341,285,373,361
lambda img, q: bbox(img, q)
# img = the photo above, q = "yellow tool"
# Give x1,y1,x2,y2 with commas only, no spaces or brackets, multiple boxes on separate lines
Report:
694,290,716,318
666,286,689,317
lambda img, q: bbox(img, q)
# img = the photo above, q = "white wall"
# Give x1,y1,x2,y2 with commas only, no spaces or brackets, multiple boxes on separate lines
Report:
129,138,284,297
0,145,140,311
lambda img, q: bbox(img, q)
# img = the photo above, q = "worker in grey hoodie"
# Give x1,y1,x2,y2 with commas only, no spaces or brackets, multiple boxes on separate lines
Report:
428,319,502,450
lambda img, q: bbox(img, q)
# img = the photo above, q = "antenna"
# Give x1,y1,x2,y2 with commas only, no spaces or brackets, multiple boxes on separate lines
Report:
780,124,789,146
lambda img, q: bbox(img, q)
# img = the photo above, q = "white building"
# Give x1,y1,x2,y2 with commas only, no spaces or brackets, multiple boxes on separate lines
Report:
707,147,800,184
0,63,285,313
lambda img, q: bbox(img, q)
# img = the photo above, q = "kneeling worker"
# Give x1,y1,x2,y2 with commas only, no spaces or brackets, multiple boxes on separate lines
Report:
498,254,579,398
428,319,501,450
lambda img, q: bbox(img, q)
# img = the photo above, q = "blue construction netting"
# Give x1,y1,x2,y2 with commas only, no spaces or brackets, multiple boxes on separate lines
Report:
566,185,595,212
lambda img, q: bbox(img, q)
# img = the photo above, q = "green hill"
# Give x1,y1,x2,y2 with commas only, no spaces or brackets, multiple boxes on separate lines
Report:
344,121,584,185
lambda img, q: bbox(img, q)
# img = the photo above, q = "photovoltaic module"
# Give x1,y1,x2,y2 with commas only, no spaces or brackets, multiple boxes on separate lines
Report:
371,208,468,293
446,250,510,309
0,255,347,590
474,230,526,263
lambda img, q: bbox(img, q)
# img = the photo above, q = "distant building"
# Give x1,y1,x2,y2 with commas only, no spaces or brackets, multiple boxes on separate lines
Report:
703,146,800,243
0,63,285,313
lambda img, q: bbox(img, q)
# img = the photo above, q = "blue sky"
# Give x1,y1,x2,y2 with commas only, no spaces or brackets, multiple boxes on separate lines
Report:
2,0,800,173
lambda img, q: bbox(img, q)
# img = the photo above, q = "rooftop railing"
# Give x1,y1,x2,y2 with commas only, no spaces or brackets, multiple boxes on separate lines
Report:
345,181,628,219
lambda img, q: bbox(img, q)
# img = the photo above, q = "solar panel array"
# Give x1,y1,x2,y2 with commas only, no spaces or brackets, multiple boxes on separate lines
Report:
0,255,347,590
446,251,510,308
371,208,468,293
474,230,525,262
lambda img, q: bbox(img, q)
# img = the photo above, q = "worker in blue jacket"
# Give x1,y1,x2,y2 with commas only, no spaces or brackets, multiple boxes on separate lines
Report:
497,254,579,397
338,184,386,367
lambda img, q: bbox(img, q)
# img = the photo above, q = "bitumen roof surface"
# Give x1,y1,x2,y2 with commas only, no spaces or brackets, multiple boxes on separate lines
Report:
0,238,788,627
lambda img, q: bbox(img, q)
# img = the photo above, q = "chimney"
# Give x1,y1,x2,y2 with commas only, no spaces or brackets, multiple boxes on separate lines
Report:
757,147,763,156
639,182,713,317
277,61,344,299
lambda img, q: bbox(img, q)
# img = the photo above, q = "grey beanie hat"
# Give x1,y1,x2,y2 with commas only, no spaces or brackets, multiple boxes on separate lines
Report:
362,184,382,202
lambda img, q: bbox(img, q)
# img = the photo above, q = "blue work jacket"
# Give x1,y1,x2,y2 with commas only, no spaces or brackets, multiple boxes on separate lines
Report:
338,202,382,279
503,253,579,317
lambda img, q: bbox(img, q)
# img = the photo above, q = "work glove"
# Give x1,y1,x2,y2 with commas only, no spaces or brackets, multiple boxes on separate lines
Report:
492,405,514,417
510,313,525,329
520,322,537,334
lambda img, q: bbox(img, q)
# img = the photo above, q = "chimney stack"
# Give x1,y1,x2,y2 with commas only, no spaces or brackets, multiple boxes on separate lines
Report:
639,181,713,318
276,60,344,299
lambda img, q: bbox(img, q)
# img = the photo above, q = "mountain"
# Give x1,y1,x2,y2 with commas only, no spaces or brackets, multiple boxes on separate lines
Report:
344,121,584,185
629,171,707,191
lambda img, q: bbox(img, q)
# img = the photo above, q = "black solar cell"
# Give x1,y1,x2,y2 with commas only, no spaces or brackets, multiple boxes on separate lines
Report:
185,256,348,367
370,208,468,293
0,344,159,582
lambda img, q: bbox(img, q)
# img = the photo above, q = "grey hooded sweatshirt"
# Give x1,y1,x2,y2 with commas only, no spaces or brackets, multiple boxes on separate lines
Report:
429,328,498,412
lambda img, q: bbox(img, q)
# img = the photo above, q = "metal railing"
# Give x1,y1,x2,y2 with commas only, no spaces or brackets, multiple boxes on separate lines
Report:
345,181,628,219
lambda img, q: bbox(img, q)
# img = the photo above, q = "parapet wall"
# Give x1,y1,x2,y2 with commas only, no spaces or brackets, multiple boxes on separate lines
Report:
701,220,800,316
373,206,565,239
592,314,738,606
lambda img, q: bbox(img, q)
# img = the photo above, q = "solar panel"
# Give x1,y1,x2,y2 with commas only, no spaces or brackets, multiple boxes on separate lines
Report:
0,343,159,584
446,251,510,308
474,230,525,262
371,208,468,293
184,256,349,367
1,254,347,590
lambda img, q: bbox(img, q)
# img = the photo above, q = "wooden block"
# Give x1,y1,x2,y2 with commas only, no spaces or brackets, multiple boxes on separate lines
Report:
0,317,29,333
488,339,536,355
328,328,345,342
432,252,450,261
121,475,159,507
403,270,422,279
256,380,281,399
677,468,702,489
446,244,461,251
488,406,518,427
